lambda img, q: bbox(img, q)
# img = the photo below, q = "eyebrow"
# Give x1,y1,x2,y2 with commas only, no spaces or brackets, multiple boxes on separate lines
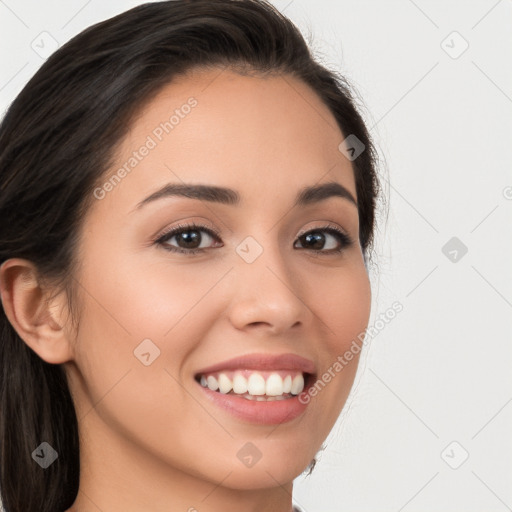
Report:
133,180,357,212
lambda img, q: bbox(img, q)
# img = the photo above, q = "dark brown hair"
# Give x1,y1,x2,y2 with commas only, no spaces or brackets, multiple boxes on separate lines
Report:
0,1,380,510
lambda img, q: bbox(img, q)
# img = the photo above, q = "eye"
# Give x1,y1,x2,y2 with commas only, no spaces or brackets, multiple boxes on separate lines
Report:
155,223,222,254
154,222,354,255
294,224,354,253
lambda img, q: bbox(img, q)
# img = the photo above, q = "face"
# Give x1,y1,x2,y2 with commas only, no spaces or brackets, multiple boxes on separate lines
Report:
64,67,371,493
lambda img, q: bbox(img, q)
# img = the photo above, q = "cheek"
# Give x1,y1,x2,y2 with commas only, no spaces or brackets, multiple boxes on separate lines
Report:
76,245,225,341
72,248,228,399
70,259,231,477
305,262,371,421
313,261,372,349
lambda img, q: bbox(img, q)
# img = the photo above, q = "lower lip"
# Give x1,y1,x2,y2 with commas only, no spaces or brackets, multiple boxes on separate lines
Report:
196,379,312,425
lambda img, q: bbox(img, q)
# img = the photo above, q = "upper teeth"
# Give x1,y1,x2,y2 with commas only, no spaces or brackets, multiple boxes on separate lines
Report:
198,370,305,396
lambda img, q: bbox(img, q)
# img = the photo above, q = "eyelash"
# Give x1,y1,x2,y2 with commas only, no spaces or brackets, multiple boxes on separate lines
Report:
154,222,354,255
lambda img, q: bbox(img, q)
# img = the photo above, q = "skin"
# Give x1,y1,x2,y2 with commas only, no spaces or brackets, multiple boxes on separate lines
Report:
0,68,371,512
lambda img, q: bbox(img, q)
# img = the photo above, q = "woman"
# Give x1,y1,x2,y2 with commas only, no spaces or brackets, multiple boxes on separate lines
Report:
0,1,380,510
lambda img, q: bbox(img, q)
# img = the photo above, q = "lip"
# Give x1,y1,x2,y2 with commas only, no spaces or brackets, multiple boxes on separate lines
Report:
194,352,316,425
197,383,313,425
194,352,316,376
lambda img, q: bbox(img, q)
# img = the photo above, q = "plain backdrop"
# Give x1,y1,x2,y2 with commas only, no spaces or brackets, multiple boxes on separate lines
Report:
1,1,511,511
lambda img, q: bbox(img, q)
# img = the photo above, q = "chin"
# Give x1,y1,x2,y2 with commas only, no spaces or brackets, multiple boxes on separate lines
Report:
218,460,310,490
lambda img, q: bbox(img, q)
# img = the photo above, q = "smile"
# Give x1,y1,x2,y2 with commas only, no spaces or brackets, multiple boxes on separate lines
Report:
196,369,307,401
194,370,315,425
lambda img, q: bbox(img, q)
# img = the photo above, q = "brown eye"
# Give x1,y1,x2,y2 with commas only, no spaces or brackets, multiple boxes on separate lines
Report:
294,226,353,253
156,223,222,254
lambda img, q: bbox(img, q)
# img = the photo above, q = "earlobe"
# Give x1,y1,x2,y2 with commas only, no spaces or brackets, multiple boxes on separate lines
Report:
0,258,74,364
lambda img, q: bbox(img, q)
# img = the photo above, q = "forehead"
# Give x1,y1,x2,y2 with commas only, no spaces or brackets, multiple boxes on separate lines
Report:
99,67,356,212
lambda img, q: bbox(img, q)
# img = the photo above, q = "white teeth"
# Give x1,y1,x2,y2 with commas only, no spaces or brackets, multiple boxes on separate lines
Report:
206,375,218,391
217,373,232,394
199,370,307,397
232,374,248,394
265,373,284,396
247,373,266,395
236,393,288,401
290,374,304,395
283,375,292,393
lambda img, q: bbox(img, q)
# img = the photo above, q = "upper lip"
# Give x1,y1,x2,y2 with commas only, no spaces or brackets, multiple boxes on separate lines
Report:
195,352,316,376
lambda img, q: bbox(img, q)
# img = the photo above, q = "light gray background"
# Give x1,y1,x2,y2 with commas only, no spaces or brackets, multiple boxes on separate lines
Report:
1,1,511,511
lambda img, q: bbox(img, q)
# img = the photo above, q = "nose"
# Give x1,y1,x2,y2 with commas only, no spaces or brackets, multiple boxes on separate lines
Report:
226,240,313,336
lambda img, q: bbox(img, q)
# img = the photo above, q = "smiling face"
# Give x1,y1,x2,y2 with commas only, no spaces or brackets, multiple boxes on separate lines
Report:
63,67,372,506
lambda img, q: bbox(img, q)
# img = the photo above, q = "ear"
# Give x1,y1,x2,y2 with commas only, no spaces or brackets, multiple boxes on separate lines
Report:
0,258,74,364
